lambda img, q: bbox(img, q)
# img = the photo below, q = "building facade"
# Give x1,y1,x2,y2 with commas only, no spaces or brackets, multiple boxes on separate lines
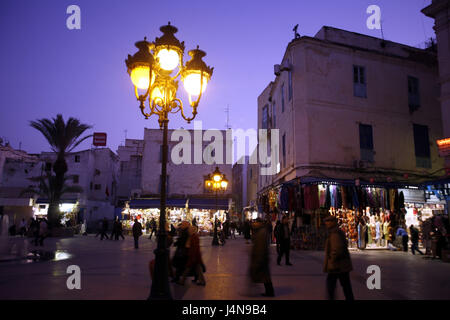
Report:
258,26,444,192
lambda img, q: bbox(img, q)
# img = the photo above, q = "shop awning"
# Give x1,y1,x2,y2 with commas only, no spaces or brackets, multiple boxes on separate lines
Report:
129,198,187,209
36,198,78,204
187,198,229,210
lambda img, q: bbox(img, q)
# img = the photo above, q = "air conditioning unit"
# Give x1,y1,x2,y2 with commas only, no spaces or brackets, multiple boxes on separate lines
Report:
131,189,141,198
353,160,368,169
281,60,291,71
274,64,281,76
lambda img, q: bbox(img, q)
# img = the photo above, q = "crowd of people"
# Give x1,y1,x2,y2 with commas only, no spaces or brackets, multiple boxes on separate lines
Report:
7,217,49,247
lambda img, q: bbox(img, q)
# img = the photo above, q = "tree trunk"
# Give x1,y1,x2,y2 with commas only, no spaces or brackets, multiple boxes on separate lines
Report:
51,153,68,227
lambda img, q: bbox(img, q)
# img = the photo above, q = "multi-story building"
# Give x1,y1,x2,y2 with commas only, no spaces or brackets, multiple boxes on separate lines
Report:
232,155,248,216
246,148,258,209
258,26,444,193
39,148,119,221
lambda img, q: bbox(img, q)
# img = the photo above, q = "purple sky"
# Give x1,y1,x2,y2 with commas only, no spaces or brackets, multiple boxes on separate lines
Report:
0,0,435,156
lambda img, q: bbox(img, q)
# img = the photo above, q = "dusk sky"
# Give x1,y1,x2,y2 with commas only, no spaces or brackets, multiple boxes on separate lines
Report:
0,0,435,156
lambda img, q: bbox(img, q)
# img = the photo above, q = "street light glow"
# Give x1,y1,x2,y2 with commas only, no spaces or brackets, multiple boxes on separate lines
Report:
156,48,180,71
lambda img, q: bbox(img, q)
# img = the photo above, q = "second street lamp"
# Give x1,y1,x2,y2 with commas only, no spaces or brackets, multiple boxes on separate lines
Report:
125,22,213,300
204,167,228,246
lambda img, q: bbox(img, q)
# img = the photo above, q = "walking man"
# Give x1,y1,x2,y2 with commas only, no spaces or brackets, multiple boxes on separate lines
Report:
323,216,354,300
410,225,424,255
277,216,292,266
148,218,157,240
132,219,143,249
100,217,109,240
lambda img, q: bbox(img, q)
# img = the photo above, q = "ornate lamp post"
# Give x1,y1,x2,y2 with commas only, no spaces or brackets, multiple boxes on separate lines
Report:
125,22,213,300
204,166,228,245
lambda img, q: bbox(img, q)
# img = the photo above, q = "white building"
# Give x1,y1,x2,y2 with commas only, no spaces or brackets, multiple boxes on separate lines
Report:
258,26,444,193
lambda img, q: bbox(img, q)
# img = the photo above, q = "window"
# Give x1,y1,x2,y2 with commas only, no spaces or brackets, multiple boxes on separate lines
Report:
288,69,292,101
413,124,431,168
353,65,367,98
262,104,268,129
272,101,276,127
94,184,101,190
73,175,79,184
75,155,80,163
282,133,286,168
281,84,285,112
359,124,374,162
159,175,169,194
408,76,420,113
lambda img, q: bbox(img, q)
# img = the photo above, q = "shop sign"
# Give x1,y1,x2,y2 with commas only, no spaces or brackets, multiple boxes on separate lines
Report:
437,138,450,157
93,132,107,146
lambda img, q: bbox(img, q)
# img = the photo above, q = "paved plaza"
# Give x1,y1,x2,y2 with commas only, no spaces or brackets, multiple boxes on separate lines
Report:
0,234,449,300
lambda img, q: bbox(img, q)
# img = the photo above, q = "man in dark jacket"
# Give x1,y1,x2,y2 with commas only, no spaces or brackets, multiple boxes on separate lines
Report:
132,219,143,249
100,218,109,240
410,225,424,255
276,216,292,266
323,216,354,300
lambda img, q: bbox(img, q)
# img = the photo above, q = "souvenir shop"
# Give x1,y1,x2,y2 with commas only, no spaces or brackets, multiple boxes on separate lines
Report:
120,197,230,234
257,177,436,250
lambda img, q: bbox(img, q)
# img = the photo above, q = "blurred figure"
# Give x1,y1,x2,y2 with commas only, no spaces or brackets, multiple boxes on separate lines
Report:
243,219,251,244
100,217,109,240
179,225,206,286
19,218,27,236
277,216,292,266
230,220,237,239
117,220,125,240
323,216,354,301
409,225,424,255
80,219,87,236
396,225,409,252
132,219,142,249
274,220,281,255
148,218,157,240
172,221,190,283
110,217,119,240
38,218,48,246
30,217,40,246
266,217,273,245
249,219,274,297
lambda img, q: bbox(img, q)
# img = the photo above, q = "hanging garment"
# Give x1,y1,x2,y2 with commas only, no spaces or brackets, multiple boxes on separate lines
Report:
337,186,342,208
288,186,296,212
394,190,399,212
325,185,331,209
375,221,381,240
352,187,360,210
319,185,327,208
367,224,372,244
399,191,405,209
330,185,336,208
280,186,289,211
389,189,395,212
341,186,348,209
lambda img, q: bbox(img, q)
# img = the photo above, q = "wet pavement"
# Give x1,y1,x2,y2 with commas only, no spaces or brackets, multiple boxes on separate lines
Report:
0,234,449,300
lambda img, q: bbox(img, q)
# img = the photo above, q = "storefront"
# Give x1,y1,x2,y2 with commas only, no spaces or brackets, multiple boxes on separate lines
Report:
121,197,231,234
33,198,79,225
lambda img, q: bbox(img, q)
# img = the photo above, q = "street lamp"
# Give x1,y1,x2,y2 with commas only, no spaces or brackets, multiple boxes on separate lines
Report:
204,167,228,245
125,22,213,300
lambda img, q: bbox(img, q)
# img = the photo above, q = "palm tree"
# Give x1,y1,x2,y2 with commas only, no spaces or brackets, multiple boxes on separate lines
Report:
30,114,92,226
22,172,84,225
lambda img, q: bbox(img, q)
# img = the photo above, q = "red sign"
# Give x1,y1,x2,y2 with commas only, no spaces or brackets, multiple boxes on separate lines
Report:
93,132,107,146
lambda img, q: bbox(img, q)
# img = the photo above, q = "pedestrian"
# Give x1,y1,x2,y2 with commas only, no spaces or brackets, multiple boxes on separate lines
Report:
274,220,281,255
19,218,27,236
172,221,190,283
276,216,292,266
95,219,103,238
323,216,354,301
409,225,424,255
266,217,273,245
249,218,275,297
117,220,125,240
148,218,157,240
80,219,88,236
132,219,142,249
230,220,237,239
244,219,251,244
100,217,109,240
38,218,48,246
179,225,206,286
170,223,177,237
396,226,409,252
110,218,119,240
30,217,40,246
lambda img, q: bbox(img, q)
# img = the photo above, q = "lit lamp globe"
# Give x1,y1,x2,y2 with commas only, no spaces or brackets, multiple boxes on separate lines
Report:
182,47,213,97
125,38,154,90
221,179,228,190
156,49,180,71
153,23,185,72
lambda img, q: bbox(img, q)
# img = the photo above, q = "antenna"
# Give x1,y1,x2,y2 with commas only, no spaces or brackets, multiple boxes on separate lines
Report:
225,105,231,130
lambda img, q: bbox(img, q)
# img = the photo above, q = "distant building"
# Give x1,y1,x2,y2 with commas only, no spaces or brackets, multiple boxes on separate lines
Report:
232,155,248,217
246,148,258,210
